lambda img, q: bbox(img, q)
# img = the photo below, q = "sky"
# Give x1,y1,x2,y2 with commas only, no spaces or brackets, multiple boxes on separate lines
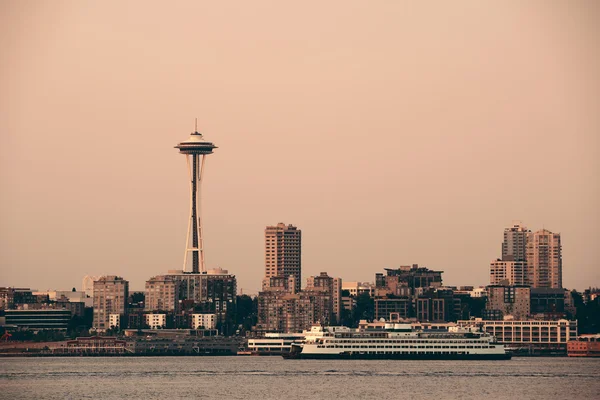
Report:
1,1,598,293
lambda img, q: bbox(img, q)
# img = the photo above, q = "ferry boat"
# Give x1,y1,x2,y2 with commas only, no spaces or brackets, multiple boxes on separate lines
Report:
246,333,306,355
283,323,511,360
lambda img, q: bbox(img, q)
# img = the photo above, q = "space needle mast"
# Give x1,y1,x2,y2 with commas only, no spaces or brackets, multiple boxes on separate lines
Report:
175,120,217,273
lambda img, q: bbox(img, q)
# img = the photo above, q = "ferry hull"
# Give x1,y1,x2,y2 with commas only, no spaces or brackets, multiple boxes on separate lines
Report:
284,352,511,360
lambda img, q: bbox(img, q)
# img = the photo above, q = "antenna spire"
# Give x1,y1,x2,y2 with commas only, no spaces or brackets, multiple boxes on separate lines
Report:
195,118,198,133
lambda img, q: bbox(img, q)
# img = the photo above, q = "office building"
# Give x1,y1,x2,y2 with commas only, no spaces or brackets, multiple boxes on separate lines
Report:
5,309,71,330
265,223,302,293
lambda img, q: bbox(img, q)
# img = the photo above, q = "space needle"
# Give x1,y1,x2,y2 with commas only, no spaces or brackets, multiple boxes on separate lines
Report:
175,122,217,273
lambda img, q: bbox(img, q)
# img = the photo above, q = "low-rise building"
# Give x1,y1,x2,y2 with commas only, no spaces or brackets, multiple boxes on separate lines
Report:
567,334,600,357
33,290,93,308
342,296,356,311
5,309,71,330
60,336,128,355
486,285,530,320
469,287,487,298
530,287,570,316
0,288,37,309
191,313,216,330
145,313,167,329
374,297,411,320
109,314,121,329
458,318,577,354
342,282,375,297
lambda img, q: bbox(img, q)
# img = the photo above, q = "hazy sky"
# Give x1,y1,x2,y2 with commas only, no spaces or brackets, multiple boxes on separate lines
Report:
1,1,598,293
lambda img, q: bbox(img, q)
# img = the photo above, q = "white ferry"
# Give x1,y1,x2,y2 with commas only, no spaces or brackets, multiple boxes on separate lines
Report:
283,323,511,360
246,333,306,355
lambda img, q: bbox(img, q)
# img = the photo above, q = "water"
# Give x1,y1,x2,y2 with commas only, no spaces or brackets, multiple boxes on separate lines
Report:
1,357,599,399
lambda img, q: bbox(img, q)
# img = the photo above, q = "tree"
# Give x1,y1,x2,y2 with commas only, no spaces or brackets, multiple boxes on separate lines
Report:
129,292,145,305
352,293,374,326
339,305,354,327
572,290,600,334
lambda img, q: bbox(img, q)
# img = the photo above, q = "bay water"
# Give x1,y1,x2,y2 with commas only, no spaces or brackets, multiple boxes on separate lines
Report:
1,356,599,399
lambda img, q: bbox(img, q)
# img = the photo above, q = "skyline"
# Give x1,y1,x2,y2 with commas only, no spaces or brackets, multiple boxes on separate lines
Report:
1,1,599,292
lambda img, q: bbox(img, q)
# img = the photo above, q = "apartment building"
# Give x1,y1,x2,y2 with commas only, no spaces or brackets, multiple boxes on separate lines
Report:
93,276,129,331
265,223,301,293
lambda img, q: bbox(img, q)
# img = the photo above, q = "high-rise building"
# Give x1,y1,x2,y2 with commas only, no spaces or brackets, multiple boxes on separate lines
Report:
265,223,302,293
305,272,342,324
502,222,530,261
82,275,99,297
93,276,129,331
162,268,237,319
527,229,562,288
256,291,332,333
145,275,180,313
489,260,528,286
175,124,217,273
489,222,530,286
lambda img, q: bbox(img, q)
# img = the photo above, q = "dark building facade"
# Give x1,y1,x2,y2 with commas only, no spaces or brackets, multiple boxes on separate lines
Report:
530,288,568,315
5,309,71,330
378,265,443,292
374,297,411,320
